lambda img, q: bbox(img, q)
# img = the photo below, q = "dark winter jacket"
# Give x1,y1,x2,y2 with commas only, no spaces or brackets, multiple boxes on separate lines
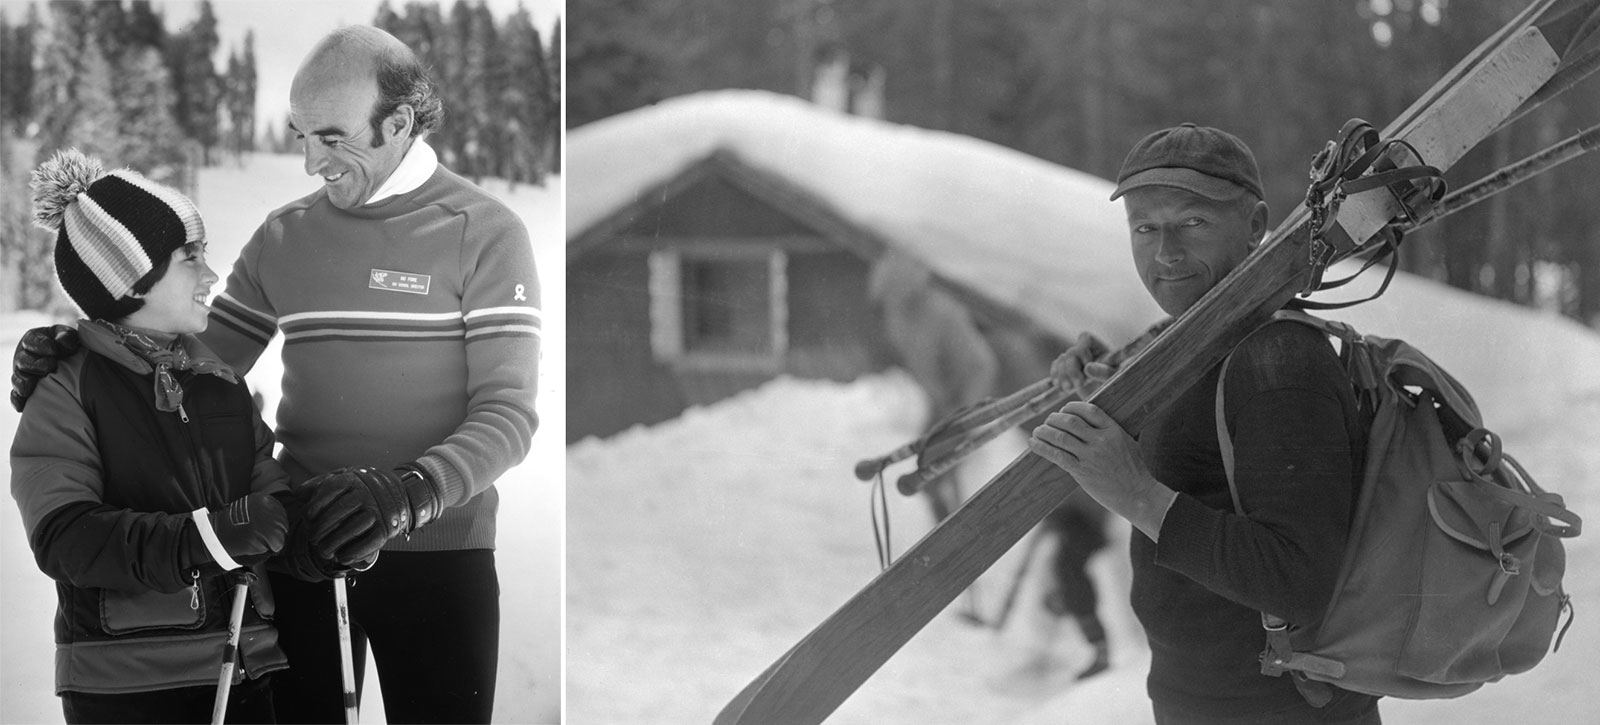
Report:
9,320,290,695
1133,320,1376,717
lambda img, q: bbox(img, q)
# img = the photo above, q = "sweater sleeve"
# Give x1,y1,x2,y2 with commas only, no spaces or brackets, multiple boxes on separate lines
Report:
1153,329,1357,626
412,205,541,508
202,222,280,375
10,360,200,593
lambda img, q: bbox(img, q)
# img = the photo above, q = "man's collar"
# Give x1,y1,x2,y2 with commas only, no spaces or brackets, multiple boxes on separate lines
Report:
364,138,439,206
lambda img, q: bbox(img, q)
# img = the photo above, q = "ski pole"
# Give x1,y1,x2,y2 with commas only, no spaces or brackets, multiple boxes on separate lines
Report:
990,524,1051,632
211,573,253,725
897,383,1073,496
1404,122,1600,232
334,575,359,725
854,380,1056,482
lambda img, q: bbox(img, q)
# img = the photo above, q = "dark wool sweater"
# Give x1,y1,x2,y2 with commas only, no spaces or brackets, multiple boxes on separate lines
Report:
1133,320,1374,717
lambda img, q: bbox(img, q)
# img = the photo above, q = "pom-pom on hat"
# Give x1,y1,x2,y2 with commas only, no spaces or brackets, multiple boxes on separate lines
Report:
30,148,205,321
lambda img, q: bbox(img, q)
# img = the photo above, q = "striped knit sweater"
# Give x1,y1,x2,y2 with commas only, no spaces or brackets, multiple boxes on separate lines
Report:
203,163,540,552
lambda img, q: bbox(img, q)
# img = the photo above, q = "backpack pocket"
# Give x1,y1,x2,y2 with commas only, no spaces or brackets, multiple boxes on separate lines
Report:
101,584,207,635
1399,477,1559,685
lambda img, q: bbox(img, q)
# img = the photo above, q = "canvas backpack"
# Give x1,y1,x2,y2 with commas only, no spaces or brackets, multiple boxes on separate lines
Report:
1213,309,1582,705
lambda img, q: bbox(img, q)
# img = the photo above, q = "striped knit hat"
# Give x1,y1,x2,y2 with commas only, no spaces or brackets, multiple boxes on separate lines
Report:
30,148,205,321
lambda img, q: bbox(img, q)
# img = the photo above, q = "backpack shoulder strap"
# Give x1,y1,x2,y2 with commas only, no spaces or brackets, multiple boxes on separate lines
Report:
1215,350,1246,516
1213,310,1336,515
1213,314,1349,703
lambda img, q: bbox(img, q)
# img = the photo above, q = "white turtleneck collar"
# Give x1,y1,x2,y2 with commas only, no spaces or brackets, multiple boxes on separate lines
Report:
364,138,439,206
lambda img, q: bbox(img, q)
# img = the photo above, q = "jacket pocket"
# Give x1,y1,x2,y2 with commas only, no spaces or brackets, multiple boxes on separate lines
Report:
101,584,206,635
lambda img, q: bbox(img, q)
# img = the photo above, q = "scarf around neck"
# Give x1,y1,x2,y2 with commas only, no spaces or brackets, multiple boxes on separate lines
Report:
84,321,238,413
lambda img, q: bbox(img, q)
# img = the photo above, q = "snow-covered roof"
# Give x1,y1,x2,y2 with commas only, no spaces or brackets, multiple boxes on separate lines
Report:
568,90,1166,342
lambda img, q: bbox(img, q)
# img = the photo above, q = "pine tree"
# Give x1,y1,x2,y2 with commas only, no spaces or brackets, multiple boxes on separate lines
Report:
374,0,403,36
33,1,120,162
223,30,258,161
126,0,167,51
114,45,187,185
545,18,561,173
568,0,671,128
0,4,39,135
497,5,545,186
168,0,221,165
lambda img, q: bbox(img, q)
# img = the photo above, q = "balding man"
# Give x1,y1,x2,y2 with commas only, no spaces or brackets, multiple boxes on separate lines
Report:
201,26,539,723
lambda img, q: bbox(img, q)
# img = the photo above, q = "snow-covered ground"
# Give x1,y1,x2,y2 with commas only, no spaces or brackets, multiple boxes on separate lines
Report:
0,153,563,724
569,357,1600,724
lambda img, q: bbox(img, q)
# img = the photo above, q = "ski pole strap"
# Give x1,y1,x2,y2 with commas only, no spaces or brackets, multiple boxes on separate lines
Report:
870,471,893,571
1302,118,1446,299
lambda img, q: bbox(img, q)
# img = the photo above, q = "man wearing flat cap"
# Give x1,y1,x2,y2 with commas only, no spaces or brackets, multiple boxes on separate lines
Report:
1029,124,1382,723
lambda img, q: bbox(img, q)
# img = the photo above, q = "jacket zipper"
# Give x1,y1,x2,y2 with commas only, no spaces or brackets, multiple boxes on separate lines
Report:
176,373,253,677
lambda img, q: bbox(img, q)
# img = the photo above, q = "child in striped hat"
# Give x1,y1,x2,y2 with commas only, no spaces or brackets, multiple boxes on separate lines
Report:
11,149,303,723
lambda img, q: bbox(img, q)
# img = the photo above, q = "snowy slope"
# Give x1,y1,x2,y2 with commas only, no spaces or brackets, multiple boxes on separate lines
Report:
0,153,564,724
568,89,1166,344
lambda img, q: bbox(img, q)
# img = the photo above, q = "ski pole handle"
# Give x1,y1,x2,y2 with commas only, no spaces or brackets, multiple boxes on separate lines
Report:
854,441,920,481
211,577,252,725
334,575,359,725
897,384,1074,496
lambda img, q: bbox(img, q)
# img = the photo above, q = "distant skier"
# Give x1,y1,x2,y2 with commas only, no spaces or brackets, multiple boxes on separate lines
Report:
868,250,999,524
984,326,1114,681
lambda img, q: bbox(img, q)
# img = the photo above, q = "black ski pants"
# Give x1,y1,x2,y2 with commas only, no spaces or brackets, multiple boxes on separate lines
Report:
267,549,500,724
61,672,276,724
1043,503,1108,618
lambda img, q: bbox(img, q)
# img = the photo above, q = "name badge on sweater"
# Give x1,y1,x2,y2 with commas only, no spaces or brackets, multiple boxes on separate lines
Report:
369,269,431,295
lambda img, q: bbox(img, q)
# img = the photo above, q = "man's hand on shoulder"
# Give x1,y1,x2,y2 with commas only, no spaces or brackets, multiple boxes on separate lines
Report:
11,324,80,412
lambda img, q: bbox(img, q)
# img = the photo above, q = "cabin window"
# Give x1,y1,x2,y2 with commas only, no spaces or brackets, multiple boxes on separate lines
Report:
649,248,788,368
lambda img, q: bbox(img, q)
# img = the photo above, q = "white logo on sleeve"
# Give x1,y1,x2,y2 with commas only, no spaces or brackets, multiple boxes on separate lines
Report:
513,284,527,302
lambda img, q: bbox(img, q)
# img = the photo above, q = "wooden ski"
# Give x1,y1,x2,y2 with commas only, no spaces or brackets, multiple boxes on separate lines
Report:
717,2,1597,723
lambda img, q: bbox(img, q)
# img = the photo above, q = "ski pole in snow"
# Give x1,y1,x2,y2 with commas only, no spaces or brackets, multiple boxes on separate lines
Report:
334,575,359,725
211,573,253,725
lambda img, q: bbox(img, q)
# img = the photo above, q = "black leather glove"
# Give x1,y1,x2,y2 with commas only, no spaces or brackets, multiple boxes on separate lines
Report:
302,464,444,565
187,494,290,569
275,515,377,582
12,324,80,412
